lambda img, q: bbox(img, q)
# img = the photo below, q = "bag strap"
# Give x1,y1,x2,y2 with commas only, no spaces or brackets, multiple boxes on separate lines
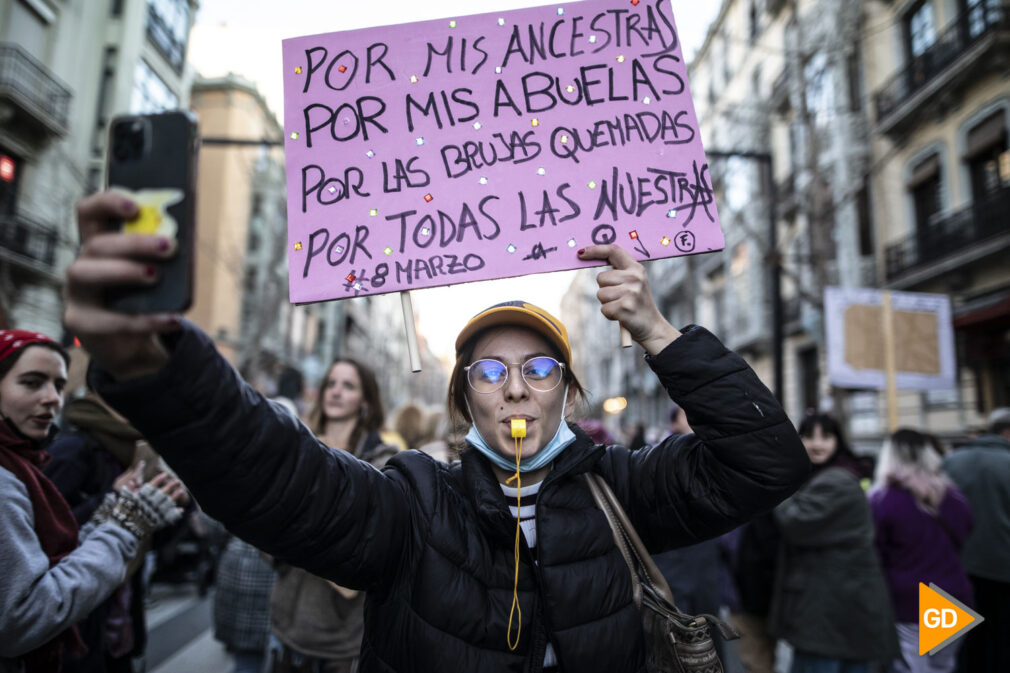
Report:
583,472,743,642
582,472,677,608
583,471,644,607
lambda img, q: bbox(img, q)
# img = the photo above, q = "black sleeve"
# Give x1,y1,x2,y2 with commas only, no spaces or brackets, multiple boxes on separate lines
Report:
88,322,414,589
600,325,810,550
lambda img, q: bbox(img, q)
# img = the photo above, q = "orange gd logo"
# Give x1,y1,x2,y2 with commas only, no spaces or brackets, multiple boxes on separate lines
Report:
918,582,984,656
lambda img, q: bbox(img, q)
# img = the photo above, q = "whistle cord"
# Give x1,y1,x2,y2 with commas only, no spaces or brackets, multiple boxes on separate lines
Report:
506,434,522,651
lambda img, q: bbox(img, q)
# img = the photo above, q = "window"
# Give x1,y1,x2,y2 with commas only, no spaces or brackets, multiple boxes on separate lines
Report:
846,50,862,113
92,48,117,154
749,1,759,44
965,0,1002,39
907,154,942,235
804,52,834,128
130,60,178,114
723,157,754,212
964,111,1007,203
906,1,936,59
798,347,819,414
147,0,191,72
857,183,874,257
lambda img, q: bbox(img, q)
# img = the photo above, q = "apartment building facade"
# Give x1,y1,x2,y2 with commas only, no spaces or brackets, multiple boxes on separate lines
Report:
0,0,198,334
188,74,287,365
564,0,1007,446
865,0,1009,431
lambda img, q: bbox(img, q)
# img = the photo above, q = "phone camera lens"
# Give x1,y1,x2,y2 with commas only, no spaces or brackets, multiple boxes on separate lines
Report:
112,121,145,162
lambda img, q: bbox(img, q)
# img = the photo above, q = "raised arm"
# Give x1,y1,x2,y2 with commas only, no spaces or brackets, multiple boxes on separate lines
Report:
64,192,414,587
578,245,809,549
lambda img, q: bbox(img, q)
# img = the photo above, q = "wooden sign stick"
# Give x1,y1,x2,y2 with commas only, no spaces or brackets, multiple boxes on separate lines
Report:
882,291,899,432
400,291,422,373
620,326,633,348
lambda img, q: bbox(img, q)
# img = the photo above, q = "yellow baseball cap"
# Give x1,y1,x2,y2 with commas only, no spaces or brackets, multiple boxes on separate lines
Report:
455,301,572,367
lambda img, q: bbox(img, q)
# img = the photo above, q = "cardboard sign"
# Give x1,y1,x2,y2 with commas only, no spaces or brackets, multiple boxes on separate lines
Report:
824,287,956,391
282,0,723,303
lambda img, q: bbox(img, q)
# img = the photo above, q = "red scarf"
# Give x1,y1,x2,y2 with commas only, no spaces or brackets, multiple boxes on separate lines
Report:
0,419,85,672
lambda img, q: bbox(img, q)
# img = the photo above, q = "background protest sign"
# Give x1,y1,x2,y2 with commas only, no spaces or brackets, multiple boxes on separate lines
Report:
282,0,723,303
824,287,956,391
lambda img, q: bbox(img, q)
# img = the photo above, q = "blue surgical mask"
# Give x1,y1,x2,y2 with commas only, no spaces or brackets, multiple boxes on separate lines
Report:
464,387,576,473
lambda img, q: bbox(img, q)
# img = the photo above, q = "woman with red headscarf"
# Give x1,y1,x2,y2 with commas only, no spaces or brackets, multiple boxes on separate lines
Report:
0,330,185,673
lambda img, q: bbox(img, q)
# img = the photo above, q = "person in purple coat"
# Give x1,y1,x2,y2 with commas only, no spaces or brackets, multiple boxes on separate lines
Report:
869,429,973,673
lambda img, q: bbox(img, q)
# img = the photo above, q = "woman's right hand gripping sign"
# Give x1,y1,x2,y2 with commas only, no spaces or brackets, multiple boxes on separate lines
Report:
578,244,682,356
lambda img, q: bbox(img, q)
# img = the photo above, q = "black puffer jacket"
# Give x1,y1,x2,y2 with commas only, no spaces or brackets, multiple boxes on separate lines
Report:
91,322,809,673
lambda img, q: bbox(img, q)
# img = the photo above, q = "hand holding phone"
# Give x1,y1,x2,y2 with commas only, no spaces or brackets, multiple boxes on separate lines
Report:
106,111,198,313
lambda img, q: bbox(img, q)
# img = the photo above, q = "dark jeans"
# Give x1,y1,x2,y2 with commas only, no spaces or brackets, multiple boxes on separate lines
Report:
956,575,1009,673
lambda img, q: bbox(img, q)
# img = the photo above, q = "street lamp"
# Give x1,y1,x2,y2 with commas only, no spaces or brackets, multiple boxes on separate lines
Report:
705,150,783,402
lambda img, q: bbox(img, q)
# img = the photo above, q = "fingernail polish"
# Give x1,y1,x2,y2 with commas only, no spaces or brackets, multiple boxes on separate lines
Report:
157,238,171,251
144,265,157,277
577,248,585,255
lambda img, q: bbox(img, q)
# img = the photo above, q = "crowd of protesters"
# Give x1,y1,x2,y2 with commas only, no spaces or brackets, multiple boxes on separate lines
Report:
3,314,1008,673
3,327,1008,673
0,194,1007,673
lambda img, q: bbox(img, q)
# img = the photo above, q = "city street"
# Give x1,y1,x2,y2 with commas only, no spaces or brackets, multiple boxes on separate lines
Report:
139,580,763,673
145,584,230,673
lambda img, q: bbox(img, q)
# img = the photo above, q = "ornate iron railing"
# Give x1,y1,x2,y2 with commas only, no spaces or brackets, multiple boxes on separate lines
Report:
0,43,71,135
0,212,58,270
885,185,1010,279
875,3,1010,125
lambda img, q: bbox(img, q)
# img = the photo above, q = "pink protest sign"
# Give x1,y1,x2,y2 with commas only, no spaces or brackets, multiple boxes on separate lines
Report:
282,0,722,303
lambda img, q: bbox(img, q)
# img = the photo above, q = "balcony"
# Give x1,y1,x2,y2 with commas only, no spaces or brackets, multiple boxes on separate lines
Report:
0,212,59,275
874,3,1010,137
885,185,1010,283
0,44,71,139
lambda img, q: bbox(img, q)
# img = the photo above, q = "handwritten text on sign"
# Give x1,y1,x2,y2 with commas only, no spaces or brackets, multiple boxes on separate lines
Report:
283,0,723,303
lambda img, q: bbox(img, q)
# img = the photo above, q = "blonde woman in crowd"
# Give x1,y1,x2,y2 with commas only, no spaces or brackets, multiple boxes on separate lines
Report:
869,429,973,673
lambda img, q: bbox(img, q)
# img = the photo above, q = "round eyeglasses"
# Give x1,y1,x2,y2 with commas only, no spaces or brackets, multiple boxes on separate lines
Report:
464,356,566,394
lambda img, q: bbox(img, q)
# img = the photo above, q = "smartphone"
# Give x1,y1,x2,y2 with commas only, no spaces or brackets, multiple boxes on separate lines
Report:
106,111,199,313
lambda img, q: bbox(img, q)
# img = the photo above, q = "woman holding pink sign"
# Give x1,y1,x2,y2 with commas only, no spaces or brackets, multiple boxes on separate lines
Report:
64,190,809,672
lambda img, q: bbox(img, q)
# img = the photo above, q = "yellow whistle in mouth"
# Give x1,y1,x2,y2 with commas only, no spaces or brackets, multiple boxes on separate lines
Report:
511,419,526,438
